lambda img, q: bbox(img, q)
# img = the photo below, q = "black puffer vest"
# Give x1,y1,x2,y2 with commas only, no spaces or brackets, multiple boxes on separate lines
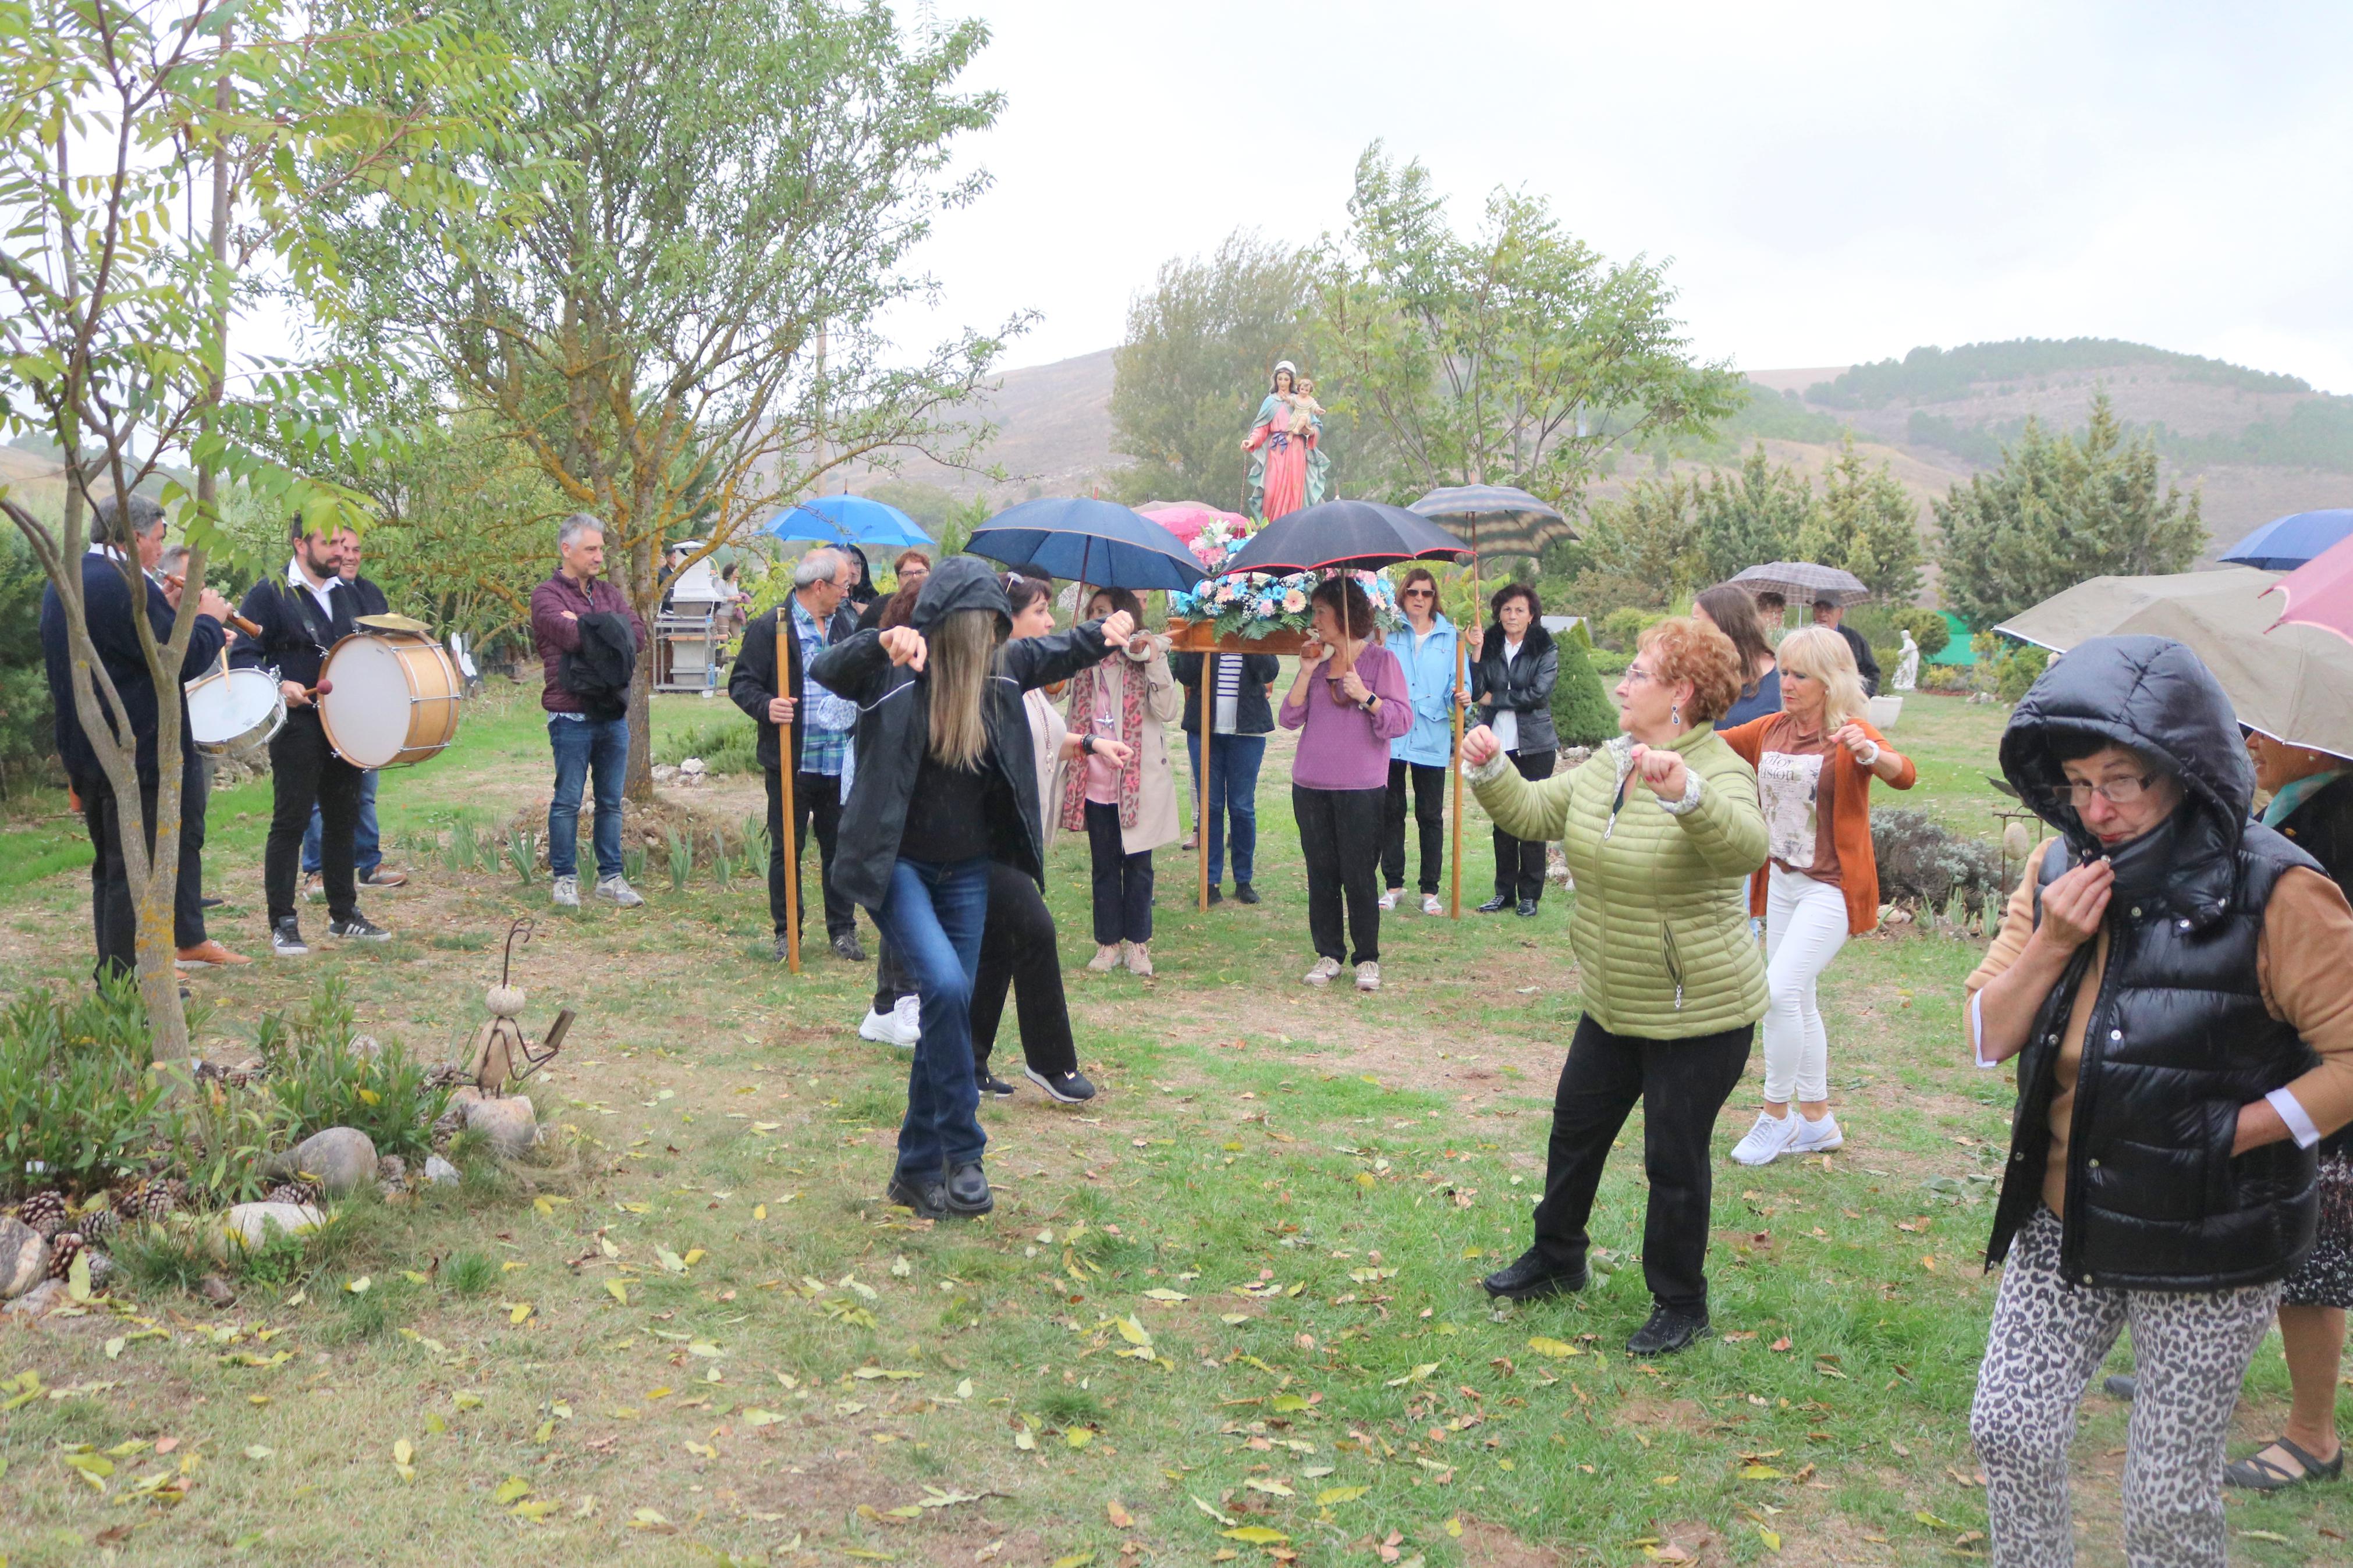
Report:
1986,634,2324,1292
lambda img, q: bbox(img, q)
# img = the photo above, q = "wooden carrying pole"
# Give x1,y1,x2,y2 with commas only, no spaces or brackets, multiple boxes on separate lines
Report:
1449,540,1481,918
780,705,801,973
1198,653,1213,910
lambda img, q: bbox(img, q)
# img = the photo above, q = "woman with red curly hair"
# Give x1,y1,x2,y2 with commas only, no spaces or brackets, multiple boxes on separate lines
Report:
1464,617,1769,1355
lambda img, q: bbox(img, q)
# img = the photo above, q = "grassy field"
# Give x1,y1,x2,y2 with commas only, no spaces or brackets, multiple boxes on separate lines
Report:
1,685,2347,1567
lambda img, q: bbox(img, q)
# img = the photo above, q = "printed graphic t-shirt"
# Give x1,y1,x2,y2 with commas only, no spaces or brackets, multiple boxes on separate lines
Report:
1754,714,1842,887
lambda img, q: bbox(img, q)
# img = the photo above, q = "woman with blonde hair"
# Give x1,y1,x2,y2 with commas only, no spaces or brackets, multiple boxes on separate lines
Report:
1469,617,1769,1355
1719,625,1915,1165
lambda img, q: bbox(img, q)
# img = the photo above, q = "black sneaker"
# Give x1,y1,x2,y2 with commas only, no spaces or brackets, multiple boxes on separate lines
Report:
2103,1374,2138,1400
831,931,867,963
943,1161,993,1217
271,918,309,958
1024,1066,1096,1104
1481,1246,1587,1301
885,1171,947,1219
1627,1306,1710,1357
327,914,391,942
1516,898,1539,918
1206,885,1224,906
1477,894,1512,913
1234,883,1259,905
978,1072,1016,1099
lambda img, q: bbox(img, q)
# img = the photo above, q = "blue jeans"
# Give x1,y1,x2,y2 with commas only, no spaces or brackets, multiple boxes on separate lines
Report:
873,855,992,1182
301,769,379,876
1185,730,1265,886
547,714,629,880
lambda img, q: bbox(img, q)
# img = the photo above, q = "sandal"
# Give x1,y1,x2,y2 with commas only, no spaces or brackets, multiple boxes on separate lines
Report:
2225,1435,2344,1491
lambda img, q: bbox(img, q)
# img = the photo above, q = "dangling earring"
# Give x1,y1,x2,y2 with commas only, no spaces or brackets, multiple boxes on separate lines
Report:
1670,702,1683,726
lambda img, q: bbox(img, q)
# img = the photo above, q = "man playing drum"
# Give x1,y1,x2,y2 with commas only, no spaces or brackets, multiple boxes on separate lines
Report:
38,494,245,982
300,526,407,898
234,517,393,955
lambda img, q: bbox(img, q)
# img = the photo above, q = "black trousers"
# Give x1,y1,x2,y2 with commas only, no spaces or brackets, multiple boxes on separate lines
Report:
765,766,852,939
1529,1015,1754,1315
1293,783,1384,965
267,710,362,925
74,754,207,982
1382,759,1447,894
872,936,914,1014
1083,799,1154,945
1493,748,1556,903
971,860,1078,1078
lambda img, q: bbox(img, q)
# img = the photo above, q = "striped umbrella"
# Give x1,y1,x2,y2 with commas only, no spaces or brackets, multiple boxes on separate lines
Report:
1729,560,1871,606
1407,484,1575,557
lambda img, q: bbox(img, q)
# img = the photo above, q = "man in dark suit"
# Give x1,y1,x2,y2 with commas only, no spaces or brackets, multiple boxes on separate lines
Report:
38,493,239,982
234,517,390,955
729,546,861,961
300,526,405,894
1813,597,1882,697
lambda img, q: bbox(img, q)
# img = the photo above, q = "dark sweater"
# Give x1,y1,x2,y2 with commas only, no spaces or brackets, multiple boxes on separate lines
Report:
529,571,646,713
41,551,226,784
231,567,356,691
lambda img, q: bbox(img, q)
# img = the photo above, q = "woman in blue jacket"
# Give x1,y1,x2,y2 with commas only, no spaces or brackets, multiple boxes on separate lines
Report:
1382,567,1461,915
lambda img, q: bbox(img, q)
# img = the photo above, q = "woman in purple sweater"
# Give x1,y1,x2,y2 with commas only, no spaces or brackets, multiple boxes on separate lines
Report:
1282,577,1412,992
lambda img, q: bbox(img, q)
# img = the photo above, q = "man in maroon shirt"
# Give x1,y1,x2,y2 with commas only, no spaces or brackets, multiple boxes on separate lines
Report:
528,514,648,908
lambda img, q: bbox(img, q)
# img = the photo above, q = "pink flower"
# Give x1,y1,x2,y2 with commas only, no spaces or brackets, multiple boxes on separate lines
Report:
1282,589,1307,614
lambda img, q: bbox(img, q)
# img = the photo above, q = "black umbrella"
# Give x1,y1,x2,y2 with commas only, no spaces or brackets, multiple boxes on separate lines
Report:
1408,484,1575,558
964,497,1206,592
1222,499,1470,576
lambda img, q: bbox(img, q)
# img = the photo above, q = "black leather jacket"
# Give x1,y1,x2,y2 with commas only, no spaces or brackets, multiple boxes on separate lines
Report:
1469,621,1558,755
1987,636,2325,1292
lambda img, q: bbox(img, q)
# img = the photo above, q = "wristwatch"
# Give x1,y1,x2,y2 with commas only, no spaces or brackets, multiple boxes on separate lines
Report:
1359,695,1378,714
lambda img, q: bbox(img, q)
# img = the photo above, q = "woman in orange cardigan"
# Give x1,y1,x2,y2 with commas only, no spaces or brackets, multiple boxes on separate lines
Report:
1717,625,1916,1164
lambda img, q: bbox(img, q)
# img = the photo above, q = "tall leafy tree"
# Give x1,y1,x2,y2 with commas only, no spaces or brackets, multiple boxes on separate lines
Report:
1797,435,1925,604
1933,392,2204,628
1557,474,1705,609
1316,144,1741,531
0,0,520,1058
1694,443,1813,585
316,0,1019,794
1109,232,1323,510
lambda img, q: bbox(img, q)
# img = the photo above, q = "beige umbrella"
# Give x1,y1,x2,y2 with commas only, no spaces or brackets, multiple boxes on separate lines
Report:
1995,567,2353,759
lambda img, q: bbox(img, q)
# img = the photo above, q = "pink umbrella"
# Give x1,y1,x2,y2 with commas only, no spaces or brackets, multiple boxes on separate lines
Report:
1135,500,1247,547
2266,531,2353,648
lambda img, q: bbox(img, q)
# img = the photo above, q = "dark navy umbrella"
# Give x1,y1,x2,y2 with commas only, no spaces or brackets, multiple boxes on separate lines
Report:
2219,509,2353,571
963,497,1206,592
1222,499,1471,575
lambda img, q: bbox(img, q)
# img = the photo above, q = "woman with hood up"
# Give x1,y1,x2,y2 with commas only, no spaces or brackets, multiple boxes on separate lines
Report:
1963,635,2353,1567
810,557,1133,1220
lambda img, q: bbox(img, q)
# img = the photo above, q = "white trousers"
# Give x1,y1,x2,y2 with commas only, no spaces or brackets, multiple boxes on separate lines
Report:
1761,863,1848,1104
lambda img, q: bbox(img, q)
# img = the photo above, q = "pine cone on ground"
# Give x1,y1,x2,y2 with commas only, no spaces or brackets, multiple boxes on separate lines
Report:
79,1206,120,1243
117,1177,175,1222
45,1232,83,1280
262,1179,320,1207
17,1189,66,1238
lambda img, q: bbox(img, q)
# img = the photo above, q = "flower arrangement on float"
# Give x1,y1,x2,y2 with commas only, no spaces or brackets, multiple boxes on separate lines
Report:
1167,517,1403,642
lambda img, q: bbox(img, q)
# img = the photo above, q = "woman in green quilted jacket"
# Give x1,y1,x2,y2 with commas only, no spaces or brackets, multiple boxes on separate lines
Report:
1468,616,1769,1356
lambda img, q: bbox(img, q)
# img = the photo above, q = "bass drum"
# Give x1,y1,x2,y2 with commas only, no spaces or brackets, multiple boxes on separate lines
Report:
318,630,463,769
185,666,287,765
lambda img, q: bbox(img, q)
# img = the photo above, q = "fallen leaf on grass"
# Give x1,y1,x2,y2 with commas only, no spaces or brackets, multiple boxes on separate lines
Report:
1141,1288,1189,1302
511,1498,560,1521
1191,1495,1236,1527
1106,1500,1134,1528
1316,1485,1369,1505
1244,1477,1292,1496
606,1279,629,1306
1051,1554,1096,1568
627,1507,673,1531
243,1445,272,1461
743,1409,783,1427
1064,1428,1094,1449
345,1277,371,1294
1526,1336,1580,1359
1222,1526,1289,1545
1385,1363,1439,1386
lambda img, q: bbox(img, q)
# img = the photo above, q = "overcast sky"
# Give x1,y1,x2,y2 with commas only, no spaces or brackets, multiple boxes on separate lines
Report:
886,0,2353,392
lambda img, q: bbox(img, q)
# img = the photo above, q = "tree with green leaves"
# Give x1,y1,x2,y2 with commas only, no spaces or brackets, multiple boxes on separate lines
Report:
0,0,520,1059
1550,475,1704,610
1933,392,2204,629
1316,144,1741,528
1797,435,1925,605
1694,443,1812,584
1109,232,1323,510
315,0,1019,795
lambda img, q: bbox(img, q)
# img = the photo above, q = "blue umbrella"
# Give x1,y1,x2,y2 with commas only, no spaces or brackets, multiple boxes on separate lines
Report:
762,493,934,549
964,497,1205,592
2219,508,2353,571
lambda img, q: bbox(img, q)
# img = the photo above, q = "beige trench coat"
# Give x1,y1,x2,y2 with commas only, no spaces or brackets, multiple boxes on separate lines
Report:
1064,637,1183,855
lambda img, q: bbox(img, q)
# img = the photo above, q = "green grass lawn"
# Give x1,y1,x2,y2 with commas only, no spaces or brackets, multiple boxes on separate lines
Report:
0,685,2345,1567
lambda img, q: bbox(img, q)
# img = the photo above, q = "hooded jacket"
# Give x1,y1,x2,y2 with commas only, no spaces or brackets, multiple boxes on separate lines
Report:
1986,635,2324,1292
809,556,1112,912
1470,620,1559,756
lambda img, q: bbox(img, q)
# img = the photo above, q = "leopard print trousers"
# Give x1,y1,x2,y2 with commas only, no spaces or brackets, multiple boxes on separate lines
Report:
1969,1207,2281,1567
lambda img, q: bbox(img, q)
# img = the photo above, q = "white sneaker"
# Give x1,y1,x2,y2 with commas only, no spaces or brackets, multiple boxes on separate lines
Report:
1355,961,1381,993
1125,943,1154,977
1378,889,1399,911
891,994,921,1042
1422,893,1443,916
551,874,580,909
594,874,644,908
1789,1112,1845,1153
860,1007,917,1048
1303,957,1341,986
1730,1110,1804,1166
1087,944,1124,972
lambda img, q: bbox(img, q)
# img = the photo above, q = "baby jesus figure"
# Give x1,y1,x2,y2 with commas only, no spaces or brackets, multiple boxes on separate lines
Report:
1283,377,1325,438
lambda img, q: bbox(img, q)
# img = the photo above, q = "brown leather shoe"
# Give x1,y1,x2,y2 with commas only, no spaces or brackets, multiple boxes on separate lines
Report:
176,940,252,968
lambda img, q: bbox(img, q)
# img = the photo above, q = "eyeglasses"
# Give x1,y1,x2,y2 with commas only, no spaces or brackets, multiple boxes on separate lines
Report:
1621,664,1657,686
2056,773,2158,808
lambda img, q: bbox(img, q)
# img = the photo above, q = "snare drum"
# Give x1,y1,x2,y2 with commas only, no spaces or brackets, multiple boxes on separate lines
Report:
184,666,288,763
318,628,463,769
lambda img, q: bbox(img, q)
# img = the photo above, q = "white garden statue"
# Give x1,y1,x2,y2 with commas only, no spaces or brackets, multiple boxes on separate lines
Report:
1893,628,1920,692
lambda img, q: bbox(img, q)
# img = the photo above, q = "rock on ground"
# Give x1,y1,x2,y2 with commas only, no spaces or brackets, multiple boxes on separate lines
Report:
423,1155,460,1186
1,1217,51,1299
212,1202,328,1257
462,1095,539,1157
268,1126,378,1194
2,1278,67,1317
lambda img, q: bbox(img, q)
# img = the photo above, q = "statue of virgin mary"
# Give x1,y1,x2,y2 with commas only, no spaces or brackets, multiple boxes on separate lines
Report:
1241,361,1328,523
